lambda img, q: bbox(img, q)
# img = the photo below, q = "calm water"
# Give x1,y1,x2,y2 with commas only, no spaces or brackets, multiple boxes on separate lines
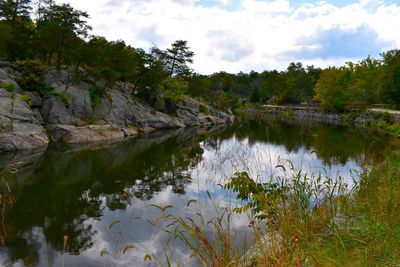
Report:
0,120,393,266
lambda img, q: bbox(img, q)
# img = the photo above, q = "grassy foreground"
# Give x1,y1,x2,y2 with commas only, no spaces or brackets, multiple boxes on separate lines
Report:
155,150,400,266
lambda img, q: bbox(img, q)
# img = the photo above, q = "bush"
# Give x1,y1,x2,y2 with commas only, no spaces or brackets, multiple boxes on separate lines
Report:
387,123,400,135
88,85,103,108
161,77,188,105
51,91,71,108
15,60,52,94
199,104,209,115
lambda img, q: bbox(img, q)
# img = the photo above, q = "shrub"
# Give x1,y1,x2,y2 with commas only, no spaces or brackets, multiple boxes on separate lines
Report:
15,60,52,94
199,104,209,115
51,91,71,108
89,85,103,108
387,123,400,135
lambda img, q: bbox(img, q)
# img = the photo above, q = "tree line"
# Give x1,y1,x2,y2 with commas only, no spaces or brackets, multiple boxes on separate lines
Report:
0,0,399,111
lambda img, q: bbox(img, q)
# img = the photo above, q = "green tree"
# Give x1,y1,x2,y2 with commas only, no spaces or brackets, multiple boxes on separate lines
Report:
156,40,194,77
314,67,350,111
35,3,91,67
0,0,31,21
0,0,34,60
379,50,400,108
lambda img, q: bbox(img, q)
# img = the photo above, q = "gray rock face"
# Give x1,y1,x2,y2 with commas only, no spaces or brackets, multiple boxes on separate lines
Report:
0,91,38,123
93,90,136,126
175,98,233,126
0,91,49,152
49,124,126,144
131,101,185,129
0,66,234,151
24,91,42,107
0,68,22,93
93,90,184,129
41,96,73,124
0,123,49,152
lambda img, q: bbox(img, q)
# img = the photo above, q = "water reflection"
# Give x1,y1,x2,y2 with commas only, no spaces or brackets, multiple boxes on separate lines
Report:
0,121,395,266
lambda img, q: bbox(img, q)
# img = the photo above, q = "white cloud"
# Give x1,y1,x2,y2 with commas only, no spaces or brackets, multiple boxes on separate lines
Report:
56,0,400,74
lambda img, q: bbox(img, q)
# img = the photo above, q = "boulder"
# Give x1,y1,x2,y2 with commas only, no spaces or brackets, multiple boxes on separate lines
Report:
121,127,139,137
49,124,125,144
41,96,73,124
0,123,49,152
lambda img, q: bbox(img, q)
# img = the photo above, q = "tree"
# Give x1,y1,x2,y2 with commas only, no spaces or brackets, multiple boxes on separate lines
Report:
314,67,351,111
379,50,400,108
155,40,194,77
0,0,33,60
36,3,91,67
32,0,54,20
0,0,32,21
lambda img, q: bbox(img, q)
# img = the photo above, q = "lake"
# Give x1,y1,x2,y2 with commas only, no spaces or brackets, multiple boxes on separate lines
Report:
0,119,394,266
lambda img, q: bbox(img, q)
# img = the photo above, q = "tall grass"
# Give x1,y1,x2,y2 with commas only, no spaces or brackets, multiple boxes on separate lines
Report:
0,162,21,245
151,152,400,266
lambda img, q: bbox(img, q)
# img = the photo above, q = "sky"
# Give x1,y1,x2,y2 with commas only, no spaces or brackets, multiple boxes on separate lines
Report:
56,0,400,74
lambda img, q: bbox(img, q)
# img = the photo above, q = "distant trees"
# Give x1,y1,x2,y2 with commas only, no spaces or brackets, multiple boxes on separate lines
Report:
0,0,399,111
380,50,400,108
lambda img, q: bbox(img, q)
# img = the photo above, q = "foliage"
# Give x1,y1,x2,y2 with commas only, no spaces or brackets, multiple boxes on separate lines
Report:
14,59,51,93
50,90,70,108
35,2,91,68
153,40,194,77
0,0,399,113
221,152,400,266
379,50,400,108
314,67,350,111
88,85,103,108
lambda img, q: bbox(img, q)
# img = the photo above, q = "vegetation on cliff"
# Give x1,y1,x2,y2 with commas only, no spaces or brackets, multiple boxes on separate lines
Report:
1,0,399,114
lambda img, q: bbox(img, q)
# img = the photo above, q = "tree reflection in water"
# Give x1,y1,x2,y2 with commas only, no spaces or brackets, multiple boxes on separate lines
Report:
0,121,394,266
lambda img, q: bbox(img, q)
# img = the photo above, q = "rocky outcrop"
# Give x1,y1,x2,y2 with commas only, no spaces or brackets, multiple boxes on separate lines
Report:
0,65,233,152
175,98,234,126
49,124,128,144
41,96,73,124
0,67,22,93
0,89,49,152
